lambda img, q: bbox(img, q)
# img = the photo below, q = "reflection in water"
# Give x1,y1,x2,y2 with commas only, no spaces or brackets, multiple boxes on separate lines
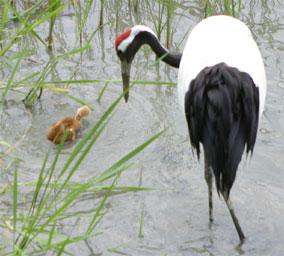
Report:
0,1,283,255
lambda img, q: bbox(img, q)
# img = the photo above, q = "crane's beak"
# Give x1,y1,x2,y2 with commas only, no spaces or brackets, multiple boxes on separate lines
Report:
121,60,131,102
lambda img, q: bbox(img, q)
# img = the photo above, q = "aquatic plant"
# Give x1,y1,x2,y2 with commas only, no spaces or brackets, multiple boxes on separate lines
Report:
47,0,62,50
0,1,65,106
0,0,246,254
0,1,176,254
204,0,242,17
71,0,96,45
2,93,164,255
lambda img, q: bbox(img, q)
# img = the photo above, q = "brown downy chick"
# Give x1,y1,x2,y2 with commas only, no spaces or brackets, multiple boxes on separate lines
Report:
47,105,91,144
74,105,91,121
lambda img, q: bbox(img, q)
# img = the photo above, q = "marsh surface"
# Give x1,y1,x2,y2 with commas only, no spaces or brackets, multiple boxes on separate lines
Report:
1,1,283,255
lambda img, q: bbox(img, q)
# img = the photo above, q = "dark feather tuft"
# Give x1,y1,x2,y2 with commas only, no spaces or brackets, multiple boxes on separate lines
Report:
184,63,259,199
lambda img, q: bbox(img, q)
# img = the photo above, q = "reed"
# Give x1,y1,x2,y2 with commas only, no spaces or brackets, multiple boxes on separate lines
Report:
145,0,165,41
0,0,8,50
71,0,95,45
47,0,61,50
0,1,69,107
134,0,139,13
4,94,164,255
166,0,174,48
99,0,105,27
0,1,184,254
0,0,63,57
23,43,91,106
144,0,176,48
204,0,242,17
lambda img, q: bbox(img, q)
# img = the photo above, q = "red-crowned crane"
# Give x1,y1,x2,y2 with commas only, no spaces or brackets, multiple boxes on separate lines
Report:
115,15,266,241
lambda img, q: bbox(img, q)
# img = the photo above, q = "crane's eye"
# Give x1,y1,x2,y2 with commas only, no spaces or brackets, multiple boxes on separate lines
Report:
116,49,124,59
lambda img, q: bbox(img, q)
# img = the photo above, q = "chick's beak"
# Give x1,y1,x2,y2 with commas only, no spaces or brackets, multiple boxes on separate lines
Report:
121,60,131,102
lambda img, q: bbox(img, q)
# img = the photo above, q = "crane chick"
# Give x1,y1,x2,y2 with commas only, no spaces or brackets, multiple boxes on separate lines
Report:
47,105,91,144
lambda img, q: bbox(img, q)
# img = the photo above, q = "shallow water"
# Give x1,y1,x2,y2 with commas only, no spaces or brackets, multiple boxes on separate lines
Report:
1,1,284,255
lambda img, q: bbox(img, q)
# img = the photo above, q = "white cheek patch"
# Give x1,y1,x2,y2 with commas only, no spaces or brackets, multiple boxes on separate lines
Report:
117,25,157,53
117,33,136,52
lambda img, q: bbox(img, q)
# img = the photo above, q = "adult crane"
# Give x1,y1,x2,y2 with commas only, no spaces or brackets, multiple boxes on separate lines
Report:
115,15,266,241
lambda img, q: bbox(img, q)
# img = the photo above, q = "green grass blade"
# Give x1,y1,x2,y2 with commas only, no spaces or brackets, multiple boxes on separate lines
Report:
37,79,175,87
12,161,19,252
47,222,56,248
86,172,122,235
97,82,109,103
94,129,165,184
1,55,22,110
56,92,123,182
138,203,144,238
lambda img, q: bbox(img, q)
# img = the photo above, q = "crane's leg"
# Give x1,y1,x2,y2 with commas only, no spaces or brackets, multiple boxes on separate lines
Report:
222,193,245,241
204,157,213,222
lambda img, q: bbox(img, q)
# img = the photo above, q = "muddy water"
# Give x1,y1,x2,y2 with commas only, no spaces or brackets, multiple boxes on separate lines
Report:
1,1,284,255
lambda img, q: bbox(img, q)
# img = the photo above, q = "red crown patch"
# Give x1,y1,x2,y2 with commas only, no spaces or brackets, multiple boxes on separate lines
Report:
115,29,132,47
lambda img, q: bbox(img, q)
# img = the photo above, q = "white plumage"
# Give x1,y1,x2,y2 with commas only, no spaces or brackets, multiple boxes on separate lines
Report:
178,15,266,117
117,25,157,52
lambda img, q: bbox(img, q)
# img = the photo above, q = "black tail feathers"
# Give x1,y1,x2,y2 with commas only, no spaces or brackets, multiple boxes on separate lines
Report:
184,63,259,198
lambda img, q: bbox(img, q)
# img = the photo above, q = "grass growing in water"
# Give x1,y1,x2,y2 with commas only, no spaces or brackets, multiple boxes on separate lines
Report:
0,1,188,254
0,0,104,107
1,93,164,254
47,0,62,50
166,0,174,48
204,0,242,17
0,1,65,106
71,0,96,45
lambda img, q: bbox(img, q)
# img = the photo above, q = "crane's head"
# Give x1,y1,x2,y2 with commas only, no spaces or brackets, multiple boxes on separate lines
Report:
115,25,155,102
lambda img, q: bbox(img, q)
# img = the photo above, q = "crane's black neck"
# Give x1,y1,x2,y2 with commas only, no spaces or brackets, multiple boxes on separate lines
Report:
132,31,182,68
